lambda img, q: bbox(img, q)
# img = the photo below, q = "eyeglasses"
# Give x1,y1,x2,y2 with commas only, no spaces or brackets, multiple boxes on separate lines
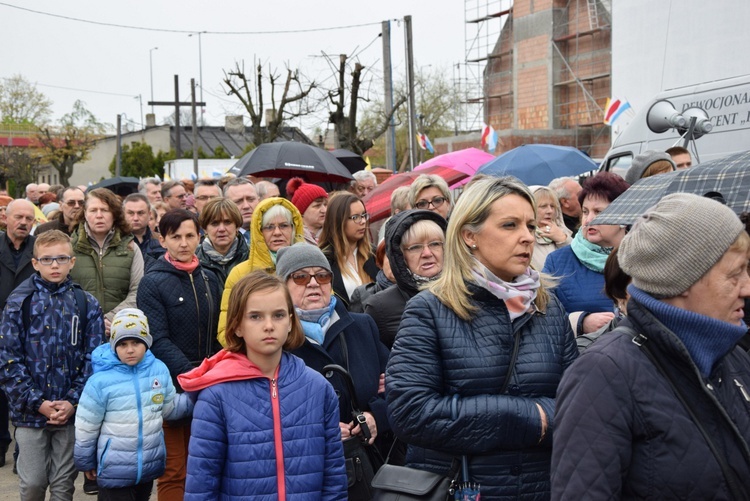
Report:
290,271,333,286
404,241,444,254
35,255,72,266
348,212,370,223
65,200,85,207
415,196,448,210
262,222,292,233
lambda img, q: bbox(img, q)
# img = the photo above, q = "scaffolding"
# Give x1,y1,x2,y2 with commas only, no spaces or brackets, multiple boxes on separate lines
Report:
552,0,612,157
460,0,512,133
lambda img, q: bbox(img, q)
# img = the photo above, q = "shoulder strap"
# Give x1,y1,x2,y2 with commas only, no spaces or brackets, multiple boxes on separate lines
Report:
21,285,88,338
625,326,748,499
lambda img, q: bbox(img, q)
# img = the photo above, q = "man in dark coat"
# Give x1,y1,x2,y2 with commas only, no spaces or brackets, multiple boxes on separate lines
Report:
34,187,84,237
0,199,38,466
552,193,750,499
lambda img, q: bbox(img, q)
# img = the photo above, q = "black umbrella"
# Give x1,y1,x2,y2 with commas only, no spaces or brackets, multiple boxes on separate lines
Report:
234,142,353,183
87,176,140,197
331,149,367,174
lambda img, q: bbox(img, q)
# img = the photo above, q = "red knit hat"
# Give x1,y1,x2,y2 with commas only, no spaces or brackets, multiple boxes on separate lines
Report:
286,178,328,215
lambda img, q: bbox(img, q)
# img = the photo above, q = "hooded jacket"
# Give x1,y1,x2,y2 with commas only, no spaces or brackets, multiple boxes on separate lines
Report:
178,350,347,500
0,274,105,428
74,344,192,488
136,257,221,391
196,232,249,286
217,198,304,345
363,210,447,349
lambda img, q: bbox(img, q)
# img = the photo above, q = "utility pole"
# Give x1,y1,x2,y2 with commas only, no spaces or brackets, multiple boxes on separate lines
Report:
404,15,417,170
148,75,205,159
191,78,199,177
115,114,122,177
382,20,396,171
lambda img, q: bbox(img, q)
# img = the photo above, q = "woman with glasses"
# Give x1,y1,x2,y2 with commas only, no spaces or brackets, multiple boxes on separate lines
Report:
276,243,390,499
218,197,304,345
363,210,447,349
196,198,248,286
385,177,577,499
70,188,144,339
408,174,452,220
318,193,378,309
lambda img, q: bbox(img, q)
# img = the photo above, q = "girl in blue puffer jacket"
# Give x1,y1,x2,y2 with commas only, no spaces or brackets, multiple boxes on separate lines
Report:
74,308,193,500
179,271,347,500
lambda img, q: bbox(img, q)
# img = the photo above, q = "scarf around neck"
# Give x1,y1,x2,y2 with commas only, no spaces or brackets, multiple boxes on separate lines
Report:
471,259,540,321
570,230,611,273
297,296,337,345
164,252,200,274
201,237,239,265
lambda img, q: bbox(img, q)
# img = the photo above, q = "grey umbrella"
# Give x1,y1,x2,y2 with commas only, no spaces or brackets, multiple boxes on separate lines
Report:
593,149,750,225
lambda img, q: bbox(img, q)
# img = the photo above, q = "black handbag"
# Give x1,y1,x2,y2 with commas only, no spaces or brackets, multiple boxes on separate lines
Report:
323,362,384,501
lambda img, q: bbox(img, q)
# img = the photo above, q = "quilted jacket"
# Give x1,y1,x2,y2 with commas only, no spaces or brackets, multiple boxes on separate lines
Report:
74,344,192,488
386,284,578,500
363,209,447,349
136,257,221,391
542,245,612,331
551,297,750,500
195,234,249,286
179,350,347,500
0,274,105,427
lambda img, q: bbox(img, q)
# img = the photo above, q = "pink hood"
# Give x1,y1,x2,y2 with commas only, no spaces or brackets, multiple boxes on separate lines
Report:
177,350,265,392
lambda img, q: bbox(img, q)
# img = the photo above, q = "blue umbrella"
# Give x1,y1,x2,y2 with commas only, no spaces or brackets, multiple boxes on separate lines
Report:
477,144,597,185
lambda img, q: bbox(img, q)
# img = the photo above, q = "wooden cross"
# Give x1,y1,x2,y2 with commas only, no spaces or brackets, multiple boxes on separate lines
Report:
148,74,206,158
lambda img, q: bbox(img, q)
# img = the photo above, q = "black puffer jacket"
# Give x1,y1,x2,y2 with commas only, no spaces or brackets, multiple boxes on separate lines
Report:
552,298,750,499
363,210,447,348
386,284,577,499
136,257,221,391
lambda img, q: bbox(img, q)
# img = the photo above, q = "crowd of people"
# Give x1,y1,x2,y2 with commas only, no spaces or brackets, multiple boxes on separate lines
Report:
1,142,750,500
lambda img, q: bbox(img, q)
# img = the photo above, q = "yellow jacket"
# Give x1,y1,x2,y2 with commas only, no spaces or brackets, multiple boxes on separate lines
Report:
217,197,304,345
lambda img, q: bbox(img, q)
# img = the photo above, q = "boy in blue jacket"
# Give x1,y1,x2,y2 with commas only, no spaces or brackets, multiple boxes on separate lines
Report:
0,229,105,500
74,308,192,501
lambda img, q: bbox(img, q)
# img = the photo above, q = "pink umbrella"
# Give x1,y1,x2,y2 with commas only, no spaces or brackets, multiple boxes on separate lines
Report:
415,147,495,187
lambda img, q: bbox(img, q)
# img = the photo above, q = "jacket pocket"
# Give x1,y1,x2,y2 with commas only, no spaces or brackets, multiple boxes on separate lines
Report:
97,438,112,477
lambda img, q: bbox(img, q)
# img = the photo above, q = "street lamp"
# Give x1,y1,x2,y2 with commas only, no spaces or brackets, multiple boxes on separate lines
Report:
188,32,206,124
149,47,158,115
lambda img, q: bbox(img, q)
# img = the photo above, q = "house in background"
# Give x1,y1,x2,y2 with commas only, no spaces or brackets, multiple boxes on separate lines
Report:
37,115,314,186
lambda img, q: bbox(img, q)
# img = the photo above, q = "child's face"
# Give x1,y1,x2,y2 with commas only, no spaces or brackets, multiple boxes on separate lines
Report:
235,288,291,364
115,339,147,366
32,243,75,284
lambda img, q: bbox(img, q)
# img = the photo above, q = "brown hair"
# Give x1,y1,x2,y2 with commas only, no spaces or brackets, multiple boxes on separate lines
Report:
198,198,243,230
642,160,675,178
85,188,130,234
318,192,373,284
224,271,304,353
34,229,73,256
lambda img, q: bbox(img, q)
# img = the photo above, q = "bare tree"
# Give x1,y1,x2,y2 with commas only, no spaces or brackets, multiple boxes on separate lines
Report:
35,100,106,187
0,75,53,126
223,61,316,145
326,54,406,155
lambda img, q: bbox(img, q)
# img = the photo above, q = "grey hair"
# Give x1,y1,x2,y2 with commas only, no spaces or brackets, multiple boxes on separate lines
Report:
261,204,294,233
548,177,577,200
138,177,161,193
351,170,377,186
222,177,255,197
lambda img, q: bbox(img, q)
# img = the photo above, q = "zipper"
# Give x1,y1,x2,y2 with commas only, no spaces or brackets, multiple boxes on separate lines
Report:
734,379,750,402
188,274,202,359
271,378,277,398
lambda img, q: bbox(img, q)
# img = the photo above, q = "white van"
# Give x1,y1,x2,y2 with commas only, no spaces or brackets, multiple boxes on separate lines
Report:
600,74,750,177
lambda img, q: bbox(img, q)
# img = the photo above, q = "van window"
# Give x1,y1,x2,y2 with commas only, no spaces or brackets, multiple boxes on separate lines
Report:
604,154,633,179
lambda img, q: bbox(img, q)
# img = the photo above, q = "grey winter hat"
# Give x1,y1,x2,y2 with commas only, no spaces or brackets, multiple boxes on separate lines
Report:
276,243,332,281
624,150,676,185
618,193,744,297
110,308,152,349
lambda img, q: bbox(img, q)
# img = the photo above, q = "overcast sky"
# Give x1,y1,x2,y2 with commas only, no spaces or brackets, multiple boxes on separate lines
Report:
0,1,469,135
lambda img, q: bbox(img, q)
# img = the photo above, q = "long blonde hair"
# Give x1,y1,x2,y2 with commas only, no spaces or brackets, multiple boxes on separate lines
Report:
430,176,553,321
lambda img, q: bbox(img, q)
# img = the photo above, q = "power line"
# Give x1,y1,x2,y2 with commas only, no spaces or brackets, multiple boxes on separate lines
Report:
0,2,385,35
35,82,138,98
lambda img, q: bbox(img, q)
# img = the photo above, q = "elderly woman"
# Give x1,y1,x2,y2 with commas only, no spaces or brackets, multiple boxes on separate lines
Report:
196,198,248,286
363,210,447,349
408,174,452,220
385,176,577,499
318,193,378,308
218,197,304,345
70,188,144,336
276,243,390,500
543,172,630,335
531,186,572,270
